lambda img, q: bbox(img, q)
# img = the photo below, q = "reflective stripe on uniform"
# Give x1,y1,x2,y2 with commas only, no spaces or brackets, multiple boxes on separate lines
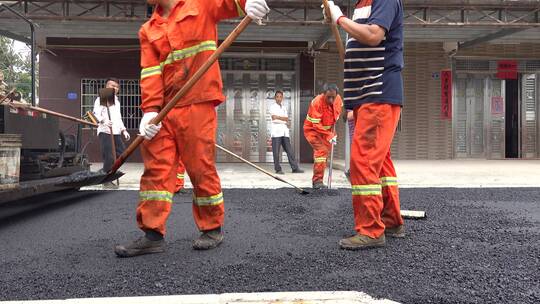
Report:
140,190,173,203
306,115,321,123
351,184,382,196
170,40,216,62
140,65,162,79
322,125,332,130
234,0,245,16
381,176,398,187
194,192,224,207
314,157,327,163
140,41,217,80
177,173,185,179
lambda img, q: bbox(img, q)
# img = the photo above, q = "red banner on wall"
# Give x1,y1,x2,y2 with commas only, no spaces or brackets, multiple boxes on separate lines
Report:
441,70,452,119
496,60,518,79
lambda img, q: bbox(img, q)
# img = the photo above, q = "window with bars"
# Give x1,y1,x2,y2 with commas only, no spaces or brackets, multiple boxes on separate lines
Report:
80,78,142,129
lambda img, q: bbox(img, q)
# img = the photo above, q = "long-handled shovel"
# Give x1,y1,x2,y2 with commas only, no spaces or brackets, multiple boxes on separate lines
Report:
99,88,120,186
99,88,117,162
2,100,98,128
216,144,308,194
58,17,254,187
327,127,336,189
321,0,344,190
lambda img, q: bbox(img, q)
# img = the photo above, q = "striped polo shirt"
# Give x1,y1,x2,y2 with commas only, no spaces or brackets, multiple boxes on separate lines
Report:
344,0,404,110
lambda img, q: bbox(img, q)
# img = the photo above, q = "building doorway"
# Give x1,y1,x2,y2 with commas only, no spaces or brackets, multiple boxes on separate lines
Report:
505,79,519,158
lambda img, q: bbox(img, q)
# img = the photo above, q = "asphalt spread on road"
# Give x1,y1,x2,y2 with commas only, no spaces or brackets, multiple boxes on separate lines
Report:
0,188,539,303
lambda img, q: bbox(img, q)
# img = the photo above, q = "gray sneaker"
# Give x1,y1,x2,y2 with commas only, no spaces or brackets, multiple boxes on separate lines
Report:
114,236,165,257
339,234,386,250
385,225,405,238
312,181,327,189
192,227,223,250
103,182,119,189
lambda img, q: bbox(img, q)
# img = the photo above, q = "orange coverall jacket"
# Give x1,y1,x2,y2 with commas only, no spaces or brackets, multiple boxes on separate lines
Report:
303,94,343,141
139,0,247,113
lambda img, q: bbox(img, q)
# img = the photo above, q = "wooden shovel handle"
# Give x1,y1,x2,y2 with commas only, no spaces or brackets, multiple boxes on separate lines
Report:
322,0,345,62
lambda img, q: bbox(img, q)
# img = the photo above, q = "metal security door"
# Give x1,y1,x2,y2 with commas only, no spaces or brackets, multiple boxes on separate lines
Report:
454,75,488,158
486,78,505,159
216,66,297,163
521,74,538,158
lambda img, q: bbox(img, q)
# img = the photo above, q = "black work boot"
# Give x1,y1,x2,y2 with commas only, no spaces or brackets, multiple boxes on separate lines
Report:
114,231,165,257
292,169,304,173
339,234,386,250
312,181,327,189
192,227,223,250
385,225,405,238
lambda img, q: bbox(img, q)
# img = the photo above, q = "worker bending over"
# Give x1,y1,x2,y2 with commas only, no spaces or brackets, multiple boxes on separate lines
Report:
303,84,342,189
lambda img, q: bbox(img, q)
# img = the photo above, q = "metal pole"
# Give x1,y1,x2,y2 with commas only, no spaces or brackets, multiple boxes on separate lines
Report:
30,23,35,105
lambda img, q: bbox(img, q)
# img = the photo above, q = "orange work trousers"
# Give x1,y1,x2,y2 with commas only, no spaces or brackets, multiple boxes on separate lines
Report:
350,103,403,238
175,161,185,192
137,102,224,236
305,131,331,183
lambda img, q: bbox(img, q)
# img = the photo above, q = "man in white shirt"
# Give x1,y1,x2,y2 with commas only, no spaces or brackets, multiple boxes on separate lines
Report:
269,90,303,174
92,77,130,186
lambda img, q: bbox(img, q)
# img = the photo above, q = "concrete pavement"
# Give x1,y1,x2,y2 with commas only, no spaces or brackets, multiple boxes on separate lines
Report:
84,159,540,190
2,291,398,304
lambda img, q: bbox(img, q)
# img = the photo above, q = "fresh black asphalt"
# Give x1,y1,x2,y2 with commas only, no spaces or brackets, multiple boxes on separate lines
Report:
0,188,539,303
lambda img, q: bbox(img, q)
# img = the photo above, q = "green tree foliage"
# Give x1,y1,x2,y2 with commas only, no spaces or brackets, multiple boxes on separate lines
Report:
0,36,32,100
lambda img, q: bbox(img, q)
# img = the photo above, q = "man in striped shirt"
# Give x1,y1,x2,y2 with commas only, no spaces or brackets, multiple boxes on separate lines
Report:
325,0,405,250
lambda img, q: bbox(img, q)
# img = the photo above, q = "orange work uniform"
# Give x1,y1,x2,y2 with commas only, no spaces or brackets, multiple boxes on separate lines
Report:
350,104,403,238
136,0,247,236
303,94,342,184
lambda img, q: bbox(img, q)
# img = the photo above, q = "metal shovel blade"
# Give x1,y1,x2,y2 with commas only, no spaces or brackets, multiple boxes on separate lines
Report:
56,170,125,188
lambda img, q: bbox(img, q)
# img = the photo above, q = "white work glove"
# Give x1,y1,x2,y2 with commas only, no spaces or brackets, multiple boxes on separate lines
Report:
245,0,270,21
100,118,113,129
122,130,130,141
322,1,344,25
138,112,162,140
329,135,337,145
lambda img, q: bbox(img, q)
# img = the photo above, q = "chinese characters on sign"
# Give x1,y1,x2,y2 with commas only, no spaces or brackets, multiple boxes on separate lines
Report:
491,96,504,115
497,60,517,79
441,70,452,119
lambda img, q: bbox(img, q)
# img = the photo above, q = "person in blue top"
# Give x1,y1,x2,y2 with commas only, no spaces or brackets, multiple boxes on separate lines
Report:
325,0,405,250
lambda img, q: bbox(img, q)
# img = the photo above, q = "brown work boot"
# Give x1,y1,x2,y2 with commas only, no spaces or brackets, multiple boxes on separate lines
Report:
114,236,165,258
339,233,386,250
192,227,223,250
385,225,405,238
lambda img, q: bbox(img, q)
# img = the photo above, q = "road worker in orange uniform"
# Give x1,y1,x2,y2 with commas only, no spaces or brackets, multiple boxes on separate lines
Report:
114,0,270,257
303,84,342,189
324,0,405,250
